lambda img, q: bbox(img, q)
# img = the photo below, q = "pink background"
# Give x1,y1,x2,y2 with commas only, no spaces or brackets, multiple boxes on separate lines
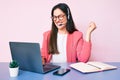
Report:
0,0,120,62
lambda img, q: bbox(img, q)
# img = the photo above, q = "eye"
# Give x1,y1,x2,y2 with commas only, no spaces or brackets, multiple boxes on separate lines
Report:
52,15,65,21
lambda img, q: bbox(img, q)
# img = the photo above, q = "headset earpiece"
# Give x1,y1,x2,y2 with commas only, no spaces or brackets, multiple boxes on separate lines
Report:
67,8,70,20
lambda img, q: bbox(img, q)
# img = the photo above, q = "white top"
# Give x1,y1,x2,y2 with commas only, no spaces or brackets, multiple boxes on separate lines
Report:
51,33,67,63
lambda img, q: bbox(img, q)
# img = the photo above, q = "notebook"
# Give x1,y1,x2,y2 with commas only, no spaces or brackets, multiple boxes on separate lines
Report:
9,42,60,74
70,61,117,73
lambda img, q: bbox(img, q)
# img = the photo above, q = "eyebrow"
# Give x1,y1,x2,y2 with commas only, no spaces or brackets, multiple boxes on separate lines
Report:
53,14,65,16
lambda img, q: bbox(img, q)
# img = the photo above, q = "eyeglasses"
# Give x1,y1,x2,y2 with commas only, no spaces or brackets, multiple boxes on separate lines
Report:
51,15,65,21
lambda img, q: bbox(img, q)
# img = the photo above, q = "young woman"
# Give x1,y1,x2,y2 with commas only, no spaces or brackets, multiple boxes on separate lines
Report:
41,3,96,64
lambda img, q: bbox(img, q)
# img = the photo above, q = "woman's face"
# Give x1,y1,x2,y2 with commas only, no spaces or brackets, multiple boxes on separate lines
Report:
52,8,67,30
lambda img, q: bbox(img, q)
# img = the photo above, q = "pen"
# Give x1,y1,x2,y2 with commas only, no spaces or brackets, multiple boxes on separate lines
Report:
87,64,102,70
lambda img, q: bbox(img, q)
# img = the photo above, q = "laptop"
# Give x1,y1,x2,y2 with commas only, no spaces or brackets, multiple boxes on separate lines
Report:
9,42,60,73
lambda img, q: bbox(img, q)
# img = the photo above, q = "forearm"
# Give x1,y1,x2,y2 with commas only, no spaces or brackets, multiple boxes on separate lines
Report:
78,41,91,63
76,38,91,63
85,32,91,42
85,21,96,42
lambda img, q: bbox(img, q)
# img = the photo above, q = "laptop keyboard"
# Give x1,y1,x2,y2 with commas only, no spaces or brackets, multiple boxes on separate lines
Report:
43,63,60,72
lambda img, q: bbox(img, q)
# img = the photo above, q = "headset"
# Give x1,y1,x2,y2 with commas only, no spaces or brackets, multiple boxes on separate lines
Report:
67,8,70,20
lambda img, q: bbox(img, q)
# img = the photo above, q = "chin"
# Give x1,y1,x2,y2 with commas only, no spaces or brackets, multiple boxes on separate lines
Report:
57,26,65,30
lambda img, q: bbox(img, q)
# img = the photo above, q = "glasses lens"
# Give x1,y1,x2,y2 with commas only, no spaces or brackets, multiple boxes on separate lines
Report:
52,15,65,21
59,15,64,20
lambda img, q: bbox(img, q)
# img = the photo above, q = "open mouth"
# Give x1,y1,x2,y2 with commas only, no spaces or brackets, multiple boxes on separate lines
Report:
58,24,63,26
57,23,64,27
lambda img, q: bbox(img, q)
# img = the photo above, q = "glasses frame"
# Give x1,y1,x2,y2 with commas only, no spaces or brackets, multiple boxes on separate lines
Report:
51,14,66,21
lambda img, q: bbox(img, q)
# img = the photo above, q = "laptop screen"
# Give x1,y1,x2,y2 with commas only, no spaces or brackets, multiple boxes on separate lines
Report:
9,42,44,73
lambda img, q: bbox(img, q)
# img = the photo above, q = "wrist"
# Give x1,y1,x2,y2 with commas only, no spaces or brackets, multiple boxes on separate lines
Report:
85,32,91,42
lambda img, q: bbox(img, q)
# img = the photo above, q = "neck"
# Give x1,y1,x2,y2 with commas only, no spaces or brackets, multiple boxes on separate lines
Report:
58,29,68,34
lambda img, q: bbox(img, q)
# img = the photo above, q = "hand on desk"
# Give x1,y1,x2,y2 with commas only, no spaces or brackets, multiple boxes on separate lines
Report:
42,57,46,65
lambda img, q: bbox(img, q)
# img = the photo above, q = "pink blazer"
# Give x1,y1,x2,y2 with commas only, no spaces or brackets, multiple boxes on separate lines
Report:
41,30,91,63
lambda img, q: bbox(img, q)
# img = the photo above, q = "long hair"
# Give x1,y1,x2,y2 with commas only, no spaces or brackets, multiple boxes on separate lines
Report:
48,3,77,54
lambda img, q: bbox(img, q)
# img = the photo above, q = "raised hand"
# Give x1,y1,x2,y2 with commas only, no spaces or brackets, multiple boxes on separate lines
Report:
86,22,96,42
87,22,96,34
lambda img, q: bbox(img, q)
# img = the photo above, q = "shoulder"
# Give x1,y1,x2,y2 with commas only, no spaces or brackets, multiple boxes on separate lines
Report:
73,31,83,34
67,31,83,43
70,31,83,37
43,30,51,36
43,30,51,40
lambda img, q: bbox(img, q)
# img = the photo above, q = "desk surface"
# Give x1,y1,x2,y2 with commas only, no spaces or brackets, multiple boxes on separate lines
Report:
0,62,120,80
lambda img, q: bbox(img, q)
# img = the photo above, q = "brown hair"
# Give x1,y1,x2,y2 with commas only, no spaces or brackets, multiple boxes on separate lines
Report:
48,3,77,54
